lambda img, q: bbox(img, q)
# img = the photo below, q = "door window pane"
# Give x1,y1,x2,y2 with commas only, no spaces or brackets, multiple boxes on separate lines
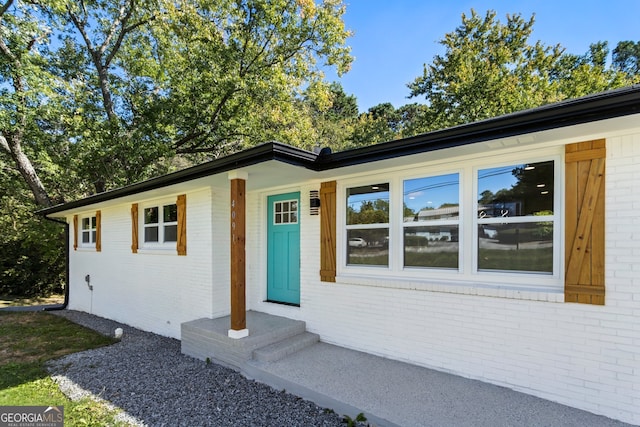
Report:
478,222,553,273
274,200,298,224
478,161,554,218
404,226,459,268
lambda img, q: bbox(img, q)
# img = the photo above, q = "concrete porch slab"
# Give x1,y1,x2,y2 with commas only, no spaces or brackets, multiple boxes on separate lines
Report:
181,311,307,369
183,311,634,427
245,342,635,427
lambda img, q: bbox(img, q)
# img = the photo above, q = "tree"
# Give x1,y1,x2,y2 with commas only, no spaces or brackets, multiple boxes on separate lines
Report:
0,0,352,297
612,40,640,75
1,0,169,203
2,0,353,203
0,163,65,296
145,0,353,156
347,104,398,148
395,103,431,137
408,10,563,129
407,10,636,131
0,0,63,207
302,81,358,152
347,102,431,148
58,0,171,194
551,41,633,99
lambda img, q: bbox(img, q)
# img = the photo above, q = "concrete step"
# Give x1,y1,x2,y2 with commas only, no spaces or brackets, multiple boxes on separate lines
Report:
181,312,308,368
253,332,320,363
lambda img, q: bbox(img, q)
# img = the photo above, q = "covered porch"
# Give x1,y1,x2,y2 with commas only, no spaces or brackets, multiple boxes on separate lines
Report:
179,166,323,365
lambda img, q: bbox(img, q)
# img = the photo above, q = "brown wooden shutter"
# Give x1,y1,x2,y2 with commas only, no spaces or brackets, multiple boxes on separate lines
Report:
95,210,102,252
320,181,337,282
176,194,187,256
73,214,78,251
131,203,138,254
565,140,605,305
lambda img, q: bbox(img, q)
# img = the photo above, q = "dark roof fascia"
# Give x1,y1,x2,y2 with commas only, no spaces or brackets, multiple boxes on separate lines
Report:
315,85,640,170
39,142,318,216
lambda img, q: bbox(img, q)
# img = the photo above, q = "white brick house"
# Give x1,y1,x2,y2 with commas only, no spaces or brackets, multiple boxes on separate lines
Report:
41,87,640,424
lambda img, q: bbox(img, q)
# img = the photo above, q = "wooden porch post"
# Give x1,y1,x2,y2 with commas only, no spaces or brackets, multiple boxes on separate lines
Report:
228,172,249,338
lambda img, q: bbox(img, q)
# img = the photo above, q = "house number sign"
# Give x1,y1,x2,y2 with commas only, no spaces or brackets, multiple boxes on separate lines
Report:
231,199,236,243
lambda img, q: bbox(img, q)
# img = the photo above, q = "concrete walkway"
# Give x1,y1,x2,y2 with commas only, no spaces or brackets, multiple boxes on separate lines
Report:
246,342,635,427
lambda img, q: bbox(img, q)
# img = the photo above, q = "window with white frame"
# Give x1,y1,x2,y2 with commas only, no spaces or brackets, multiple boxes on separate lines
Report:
143,203,177,245
341,155,559,286
403,173,460,269
345,183,389,266
476,160,554,274
80,215,97,246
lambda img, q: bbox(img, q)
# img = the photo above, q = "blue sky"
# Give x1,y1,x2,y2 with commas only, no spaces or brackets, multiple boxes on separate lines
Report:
329,1,640,112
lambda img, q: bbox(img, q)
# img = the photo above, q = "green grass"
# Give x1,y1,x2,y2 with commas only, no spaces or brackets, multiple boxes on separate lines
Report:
0,312,133,426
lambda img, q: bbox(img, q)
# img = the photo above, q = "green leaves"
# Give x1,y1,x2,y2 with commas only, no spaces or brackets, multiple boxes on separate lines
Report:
408,9,637,131
149,0,353,154
2,1,353,295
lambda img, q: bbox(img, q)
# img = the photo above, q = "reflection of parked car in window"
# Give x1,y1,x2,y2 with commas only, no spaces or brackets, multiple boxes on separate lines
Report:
349,237,367,247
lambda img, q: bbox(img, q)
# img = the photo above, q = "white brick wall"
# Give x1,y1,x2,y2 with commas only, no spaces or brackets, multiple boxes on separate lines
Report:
211,186,231,317
247,136,640,425
68,187,215,338
64,133,640,424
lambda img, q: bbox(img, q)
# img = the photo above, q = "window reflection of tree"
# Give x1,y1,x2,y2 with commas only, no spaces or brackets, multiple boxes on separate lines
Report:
478,161,553,218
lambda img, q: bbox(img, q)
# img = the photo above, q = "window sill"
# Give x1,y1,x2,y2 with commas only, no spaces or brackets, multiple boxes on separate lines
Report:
335,274,564,303
75,247,97,252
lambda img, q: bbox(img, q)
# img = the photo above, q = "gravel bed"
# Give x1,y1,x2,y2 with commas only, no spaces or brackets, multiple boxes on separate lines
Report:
47,310,346,427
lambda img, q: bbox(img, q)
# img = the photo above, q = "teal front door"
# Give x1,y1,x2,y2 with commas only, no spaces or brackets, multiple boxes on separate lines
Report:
267,192,301,305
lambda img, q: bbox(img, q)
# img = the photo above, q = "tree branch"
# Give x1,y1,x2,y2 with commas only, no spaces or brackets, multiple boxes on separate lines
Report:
0,133,10,153
100,1,131,66
0,35,17,62
208,88,240,128
105,14,154,67
173,130,206,150
67,5,95,53
0,0,13,17
67,5,119,122
175,132,249,154
173,85,242,151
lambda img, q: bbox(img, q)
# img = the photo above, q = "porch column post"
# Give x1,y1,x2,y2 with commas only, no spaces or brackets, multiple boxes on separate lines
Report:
228,171,249,338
